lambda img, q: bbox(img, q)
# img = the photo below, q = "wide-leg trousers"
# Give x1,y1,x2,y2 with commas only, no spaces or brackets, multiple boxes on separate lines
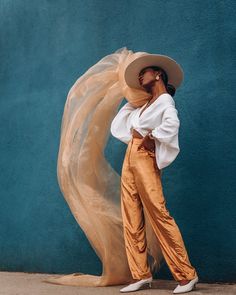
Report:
120,136,198,282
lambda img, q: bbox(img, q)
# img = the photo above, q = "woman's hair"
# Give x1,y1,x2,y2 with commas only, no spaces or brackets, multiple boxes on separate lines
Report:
139,65,176,97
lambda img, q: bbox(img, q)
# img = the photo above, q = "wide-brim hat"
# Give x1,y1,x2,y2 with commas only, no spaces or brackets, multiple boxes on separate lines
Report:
124,53,184,90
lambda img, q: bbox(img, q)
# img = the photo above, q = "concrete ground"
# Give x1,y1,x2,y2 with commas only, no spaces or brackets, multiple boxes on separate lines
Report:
0,271,235,295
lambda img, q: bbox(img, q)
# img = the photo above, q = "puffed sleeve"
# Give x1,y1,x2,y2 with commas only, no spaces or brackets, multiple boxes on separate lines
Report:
151,105,180,169
110,102,136,144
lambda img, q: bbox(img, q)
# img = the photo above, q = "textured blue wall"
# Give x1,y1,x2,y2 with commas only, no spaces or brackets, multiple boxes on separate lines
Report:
0,0,235,282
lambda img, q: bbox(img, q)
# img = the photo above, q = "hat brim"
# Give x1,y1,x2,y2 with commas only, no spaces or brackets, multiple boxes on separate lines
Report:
124,54,184,90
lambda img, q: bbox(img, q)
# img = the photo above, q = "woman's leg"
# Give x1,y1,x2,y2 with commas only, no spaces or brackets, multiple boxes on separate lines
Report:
130,140,198,282
120,139,152,280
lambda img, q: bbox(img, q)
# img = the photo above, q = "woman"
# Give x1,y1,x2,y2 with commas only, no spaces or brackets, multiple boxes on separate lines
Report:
110,54,199,294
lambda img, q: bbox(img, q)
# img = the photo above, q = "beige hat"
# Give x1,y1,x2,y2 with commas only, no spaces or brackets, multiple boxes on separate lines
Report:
124,53,184,90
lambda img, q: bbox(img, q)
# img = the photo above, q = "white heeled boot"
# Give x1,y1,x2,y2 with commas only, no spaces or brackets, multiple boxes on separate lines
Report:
120,276,153,293
173,276,199,294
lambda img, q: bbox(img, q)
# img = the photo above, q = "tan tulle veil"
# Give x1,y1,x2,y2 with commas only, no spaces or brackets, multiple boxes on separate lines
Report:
43,47,164,287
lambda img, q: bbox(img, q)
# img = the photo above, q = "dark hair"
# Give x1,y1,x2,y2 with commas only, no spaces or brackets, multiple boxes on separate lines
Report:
139,65,176,97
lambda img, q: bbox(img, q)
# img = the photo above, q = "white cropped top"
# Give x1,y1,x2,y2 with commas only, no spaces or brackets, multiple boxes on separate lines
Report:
110,93,180,170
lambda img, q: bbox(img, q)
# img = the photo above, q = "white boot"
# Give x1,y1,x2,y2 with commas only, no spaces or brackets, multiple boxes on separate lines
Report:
173,276,199,294
120,276,153,293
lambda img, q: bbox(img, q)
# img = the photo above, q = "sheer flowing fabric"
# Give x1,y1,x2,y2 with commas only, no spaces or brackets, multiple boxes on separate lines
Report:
43,47,163,287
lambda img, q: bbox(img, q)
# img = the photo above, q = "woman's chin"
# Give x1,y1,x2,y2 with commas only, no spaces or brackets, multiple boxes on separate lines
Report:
141,82,155,93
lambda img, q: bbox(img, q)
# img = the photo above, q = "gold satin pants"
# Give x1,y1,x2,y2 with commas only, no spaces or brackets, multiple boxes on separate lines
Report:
120,136,198,282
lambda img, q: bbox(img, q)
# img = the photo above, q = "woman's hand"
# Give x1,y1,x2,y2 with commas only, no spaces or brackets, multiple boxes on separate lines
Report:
137,131,155,152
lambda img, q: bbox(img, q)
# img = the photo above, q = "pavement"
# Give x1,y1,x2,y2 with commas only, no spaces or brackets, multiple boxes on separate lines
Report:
0,271,235,295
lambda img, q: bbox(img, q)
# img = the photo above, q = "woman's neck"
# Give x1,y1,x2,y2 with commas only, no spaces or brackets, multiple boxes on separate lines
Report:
150,81,167,101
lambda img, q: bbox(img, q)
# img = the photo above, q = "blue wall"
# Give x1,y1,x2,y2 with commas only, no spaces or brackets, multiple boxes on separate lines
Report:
0,0,235,282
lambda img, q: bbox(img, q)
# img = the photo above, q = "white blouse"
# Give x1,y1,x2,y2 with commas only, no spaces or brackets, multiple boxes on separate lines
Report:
110,93,180,170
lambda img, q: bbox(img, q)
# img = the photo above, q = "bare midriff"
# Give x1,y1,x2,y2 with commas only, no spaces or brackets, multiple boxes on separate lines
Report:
132,128,144,138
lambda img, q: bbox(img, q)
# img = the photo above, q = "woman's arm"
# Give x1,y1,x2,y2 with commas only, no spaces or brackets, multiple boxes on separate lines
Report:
150,105,180,144
110,102,136,144
148,104,180,169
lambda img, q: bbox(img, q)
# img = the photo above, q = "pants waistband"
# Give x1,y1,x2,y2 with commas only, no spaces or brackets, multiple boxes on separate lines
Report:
131,137,143,141
130,137,145,146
